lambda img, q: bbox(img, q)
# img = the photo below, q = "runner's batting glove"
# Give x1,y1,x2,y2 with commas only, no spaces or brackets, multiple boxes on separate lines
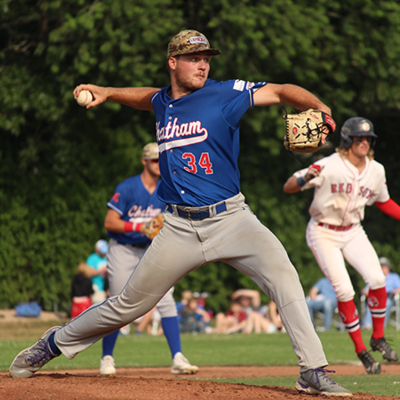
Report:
304,164,324,182
297,164,324,187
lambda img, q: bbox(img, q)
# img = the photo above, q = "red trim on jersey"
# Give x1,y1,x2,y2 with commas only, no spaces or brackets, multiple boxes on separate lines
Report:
376,199,400,221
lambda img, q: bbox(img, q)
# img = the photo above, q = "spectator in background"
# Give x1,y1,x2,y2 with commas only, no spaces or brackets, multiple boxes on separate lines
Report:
179,296,211,334
215,298,273,334
306,277,338,332
133,307,164,336
70,262,105,319
231,289,281,333
231,289,261,316
215,299,249,334
86,240,108,304
266,300,284,333
176,290,195,314
362,257,400,329
192,292,209,309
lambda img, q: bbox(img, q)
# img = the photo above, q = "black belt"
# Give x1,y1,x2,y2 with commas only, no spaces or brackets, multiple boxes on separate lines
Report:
117,241,148,248
167,202,227,221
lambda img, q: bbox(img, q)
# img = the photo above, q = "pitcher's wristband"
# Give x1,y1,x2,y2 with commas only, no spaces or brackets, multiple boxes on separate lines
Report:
297,176,306,187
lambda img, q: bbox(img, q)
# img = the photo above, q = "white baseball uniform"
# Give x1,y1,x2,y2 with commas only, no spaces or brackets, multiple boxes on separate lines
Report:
293,152,389,301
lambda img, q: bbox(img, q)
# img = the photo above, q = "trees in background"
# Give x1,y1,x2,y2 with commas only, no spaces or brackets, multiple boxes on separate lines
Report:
1,0,400,312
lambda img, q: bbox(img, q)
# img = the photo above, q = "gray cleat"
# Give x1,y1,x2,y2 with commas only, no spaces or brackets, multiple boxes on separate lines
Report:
370,336,399,362
9,326,61,378
358,349,381,374
295,368,353,397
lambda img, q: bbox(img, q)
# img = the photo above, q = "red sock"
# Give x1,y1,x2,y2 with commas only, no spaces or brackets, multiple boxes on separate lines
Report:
337,300,366,354
367,287,387,340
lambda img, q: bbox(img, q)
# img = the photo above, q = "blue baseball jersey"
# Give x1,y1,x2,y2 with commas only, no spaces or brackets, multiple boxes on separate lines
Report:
107,174,165,245
151,78,267,207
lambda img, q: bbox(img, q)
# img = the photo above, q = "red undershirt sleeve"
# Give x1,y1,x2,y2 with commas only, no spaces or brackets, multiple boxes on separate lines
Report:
375,198,400,221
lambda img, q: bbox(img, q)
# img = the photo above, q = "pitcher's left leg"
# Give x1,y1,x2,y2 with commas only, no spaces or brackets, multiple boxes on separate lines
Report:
55,212,205,359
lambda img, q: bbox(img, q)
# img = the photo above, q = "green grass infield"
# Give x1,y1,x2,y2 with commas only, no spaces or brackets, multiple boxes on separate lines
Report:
1,322,400,396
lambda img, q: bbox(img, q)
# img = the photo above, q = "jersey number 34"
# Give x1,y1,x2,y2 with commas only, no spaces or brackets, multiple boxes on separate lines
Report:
183,152,213,174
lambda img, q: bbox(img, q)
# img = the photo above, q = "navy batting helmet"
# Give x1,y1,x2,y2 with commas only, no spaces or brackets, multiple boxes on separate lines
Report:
340,117,377,149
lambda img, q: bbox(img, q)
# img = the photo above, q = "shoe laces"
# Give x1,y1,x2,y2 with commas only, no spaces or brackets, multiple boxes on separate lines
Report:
25,338,53,366
359,350,375,364
308,368,337,386
371,337,391,352
102,356,115,366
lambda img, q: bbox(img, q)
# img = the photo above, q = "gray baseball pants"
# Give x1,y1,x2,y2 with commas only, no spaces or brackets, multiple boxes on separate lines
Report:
55,192,327,370
107,239,177,318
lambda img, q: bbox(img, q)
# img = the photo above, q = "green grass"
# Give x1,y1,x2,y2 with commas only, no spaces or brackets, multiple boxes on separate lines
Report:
202,375,400,396
2,326,400,395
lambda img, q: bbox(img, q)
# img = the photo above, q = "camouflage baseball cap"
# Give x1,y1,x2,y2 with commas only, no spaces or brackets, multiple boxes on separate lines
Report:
167,30,221,58
142,142,159,159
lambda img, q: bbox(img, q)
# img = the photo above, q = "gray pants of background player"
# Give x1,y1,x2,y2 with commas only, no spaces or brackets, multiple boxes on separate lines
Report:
56,192,327,371
107,239,176,317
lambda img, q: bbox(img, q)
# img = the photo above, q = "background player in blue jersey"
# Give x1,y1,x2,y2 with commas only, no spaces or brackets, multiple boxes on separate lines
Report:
100,142,198,376
11,29,351,397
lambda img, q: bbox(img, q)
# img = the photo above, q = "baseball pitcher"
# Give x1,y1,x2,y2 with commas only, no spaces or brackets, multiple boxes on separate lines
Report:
11,29,351,397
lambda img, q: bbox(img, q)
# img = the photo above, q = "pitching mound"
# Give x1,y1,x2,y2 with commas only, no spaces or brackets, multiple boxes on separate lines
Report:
2,365,399,399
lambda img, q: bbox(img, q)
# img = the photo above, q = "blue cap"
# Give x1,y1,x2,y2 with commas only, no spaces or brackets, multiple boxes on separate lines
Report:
95,239,108,254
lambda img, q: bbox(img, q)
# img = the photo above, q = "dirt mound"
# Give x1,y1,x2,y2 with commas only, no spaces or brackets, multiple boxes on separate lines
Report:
2,365,399,400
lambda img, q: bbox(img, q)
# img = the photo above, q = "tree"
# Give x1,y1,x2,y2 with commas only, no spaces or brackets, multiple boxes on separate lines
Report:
1,0,400,311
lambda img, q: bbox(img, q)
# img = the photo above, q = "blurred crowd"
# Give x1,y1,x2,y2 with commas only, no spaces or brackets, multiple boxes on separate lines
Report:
70,248,285,336
127,288,285,336
70,241,400,337
71,240,400,338
213,289,284,335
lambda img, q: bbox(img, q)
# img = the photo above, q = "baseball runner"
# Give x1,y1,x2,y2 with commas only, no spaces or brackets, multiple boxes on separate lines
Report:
283,117,400,374
100,142,198,376
10,29,351,397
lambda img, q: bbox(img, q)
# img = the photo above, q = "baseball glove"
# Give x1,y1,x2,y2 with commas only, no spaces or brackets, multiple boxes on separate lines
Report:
142,214,165,240
283,109,336,153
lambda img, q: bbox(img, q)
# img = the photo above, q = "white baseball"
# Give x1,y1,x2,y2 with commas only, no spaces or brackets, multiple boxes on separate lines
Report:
76,90,93,107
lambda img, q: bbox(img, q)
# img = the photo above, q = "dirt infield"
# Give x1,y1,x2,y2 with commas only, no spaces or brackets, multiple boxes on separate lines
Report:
2,365,400,399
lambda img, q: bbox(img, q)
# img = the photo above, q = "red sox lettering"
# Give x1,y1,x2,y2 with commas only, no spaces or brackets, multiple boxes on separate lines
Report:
359,186,375,199
330,183,375,199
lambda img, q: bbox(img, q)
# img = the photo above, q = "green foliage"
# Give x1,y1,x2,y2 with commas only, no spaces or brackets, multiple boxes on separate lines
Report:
1,0,400,311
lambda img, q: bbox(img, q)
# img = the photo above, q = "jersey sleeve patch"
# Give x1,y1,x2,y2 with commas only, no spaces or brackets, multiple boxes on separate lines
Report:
233,80,246,91
112,193,120,203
